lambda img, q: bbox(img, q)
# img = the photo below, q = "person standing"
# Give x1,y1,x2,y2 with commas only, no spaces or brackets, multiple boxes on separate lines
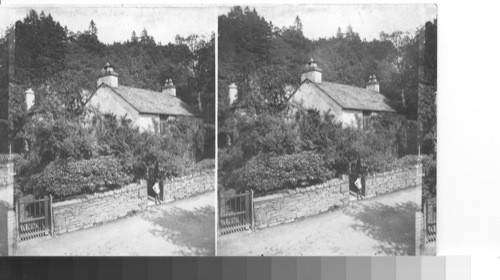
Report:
354,176,363,200
152,182,161,205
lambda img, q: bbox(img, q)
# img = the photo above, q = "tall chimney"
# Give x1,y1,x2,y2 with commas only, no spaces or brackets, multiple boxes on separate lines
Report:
228,83,238,105
366,75,380,92
301,58,322,83
162,79,176,97
25,88,34,111
97,62,119,88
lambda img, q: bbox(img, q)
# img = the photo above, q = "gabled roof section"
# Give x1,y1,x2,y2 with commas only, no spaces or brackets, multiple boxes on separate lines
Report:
297,79,397,113
97,84,201,117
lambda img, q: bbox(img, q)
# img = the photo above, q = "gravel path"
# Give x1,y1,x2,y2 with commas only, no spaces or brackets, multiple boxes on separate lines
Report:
218,188,419,256
14,191,215,256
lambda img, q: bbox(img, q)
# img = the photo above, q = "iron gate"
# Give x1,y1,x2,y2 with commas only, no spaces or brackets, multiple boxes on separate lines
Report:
218,190,253,235
16,196,53,241
425,200,436,242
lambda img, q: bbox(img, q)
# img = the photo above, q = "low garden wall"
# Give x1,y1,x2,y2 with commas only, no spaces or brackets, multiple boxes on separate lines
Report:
0,161,14,208
52,180,148,235
0,159,15,255
162,169,215,202
253,164,422,229
364,164,423,199
253,175,350,229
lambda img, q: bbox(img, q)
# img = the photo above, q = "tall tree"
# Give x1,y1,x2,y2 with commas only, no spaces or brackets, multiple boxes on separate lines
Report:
131,31,138,43
293,16,303,32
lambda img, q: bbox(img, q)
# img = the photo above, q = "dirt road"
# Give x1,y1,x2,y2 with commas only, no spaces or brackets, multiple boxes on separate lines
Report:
218,188,419,256
14,191,215,256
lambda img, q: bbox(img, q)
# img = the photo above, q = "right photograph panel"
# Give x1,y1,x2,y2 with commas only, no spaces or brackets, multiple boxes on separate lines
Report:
217,4,437,256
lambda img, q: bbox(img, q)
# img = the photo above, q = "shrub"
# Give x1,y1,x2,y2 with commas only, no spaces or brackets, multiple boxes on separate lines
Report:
25,156,132,198
24,116,99,166
229,152,336,194
362,154,430,175
191,158,215,172
234,112,302,161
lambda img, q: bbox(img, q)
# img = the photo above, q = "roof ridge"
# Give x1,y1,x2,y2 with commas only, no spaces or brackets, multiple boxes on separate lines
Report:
305,81,396,113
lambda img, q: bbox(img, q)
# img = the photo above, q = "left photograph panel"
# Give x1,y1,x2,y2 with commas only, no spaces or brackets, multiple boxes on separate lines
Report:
0,5,217,256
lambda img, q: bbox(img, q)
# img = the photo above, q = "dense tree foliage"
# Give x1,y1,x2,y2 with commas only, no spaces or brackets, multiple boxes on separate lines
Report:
219,6,436,121
8,10,215,154
6,10,215,198
218,7,437,194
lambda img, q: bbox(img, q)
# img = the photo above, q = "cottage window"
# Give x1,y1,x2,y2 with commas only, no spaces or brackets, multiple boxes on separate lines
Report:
159,115,176,133
363,111,372,129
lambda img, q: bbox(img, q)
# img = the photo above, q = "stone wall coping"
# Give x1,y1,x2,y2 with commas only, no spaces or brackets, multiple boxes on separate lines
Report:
254,177,348,203
164,169,214,182
254,193,284,202
53,181,144,208
366,164,421,179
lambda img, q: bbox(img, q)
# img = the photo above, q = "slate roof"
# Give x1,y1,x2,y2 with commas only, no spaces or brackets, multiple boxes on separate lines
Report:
301,80,397,112
102,84,201,117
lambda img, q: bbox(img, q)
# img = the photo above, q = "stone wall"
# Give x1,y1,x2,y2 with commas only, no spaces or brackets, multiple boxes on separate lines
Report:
162,170,214,202
253,176,350,229
364,164,423,199
0,160,14,255
252,164,423,230
52,181,148,235
415,210,425,255
0,161,14,208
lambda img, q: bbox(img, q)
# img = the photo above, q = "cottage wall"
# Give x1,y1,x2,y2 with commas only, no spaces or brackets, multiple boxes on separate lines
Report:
162,170,215,202
89,87,140,122
52,181,148,235
290,82,343,116
337,109,363,129
137,113,160,132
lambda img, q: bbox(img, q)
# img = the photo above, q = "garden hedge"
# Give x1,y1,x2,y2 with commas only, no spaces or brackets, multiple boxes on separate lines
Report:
230,151,336,194
26,156,132,198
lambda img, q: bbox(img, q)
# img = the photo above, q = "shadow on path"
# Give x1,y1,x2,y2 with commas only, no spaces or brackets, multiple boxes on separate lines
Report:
143,205,215,256
344,201,418,255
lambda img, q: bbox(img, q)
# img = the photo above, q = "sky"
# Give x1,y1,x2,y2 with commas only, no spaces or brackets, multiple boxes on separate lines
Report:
0,5,437,43
219,4,437,41
0,6,218,44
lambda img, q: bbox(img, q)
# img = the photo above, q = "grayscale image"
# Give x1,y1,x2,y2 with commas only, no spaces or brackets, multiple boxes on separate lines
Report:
0,5,216,256
217,5,437,256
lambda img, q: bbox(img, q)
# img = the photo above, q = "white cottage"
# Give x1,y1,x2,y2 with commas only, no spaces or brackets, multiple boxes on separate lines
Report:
289,58,397,129
87,62,200,131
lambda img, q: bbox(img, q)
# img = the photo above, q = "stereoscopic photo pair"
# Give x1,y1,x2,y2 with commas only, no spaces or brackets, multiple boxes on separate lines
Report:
0,4,437,257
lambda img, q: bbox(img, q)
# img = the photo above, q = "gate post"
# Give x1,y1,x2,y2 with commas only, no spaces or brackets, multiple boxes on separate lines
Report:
15,201,20,243
250,189,255,230
49,194,54,235
244,190,250,230
423,200,428,242
44,196,49,235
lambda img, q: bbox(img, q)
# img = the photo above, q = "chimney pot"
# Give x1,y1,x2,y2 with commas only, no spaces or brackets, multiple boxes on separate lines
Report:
163,78,176,97
366,75,380,93
301,58,322,83
98,62,118,88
